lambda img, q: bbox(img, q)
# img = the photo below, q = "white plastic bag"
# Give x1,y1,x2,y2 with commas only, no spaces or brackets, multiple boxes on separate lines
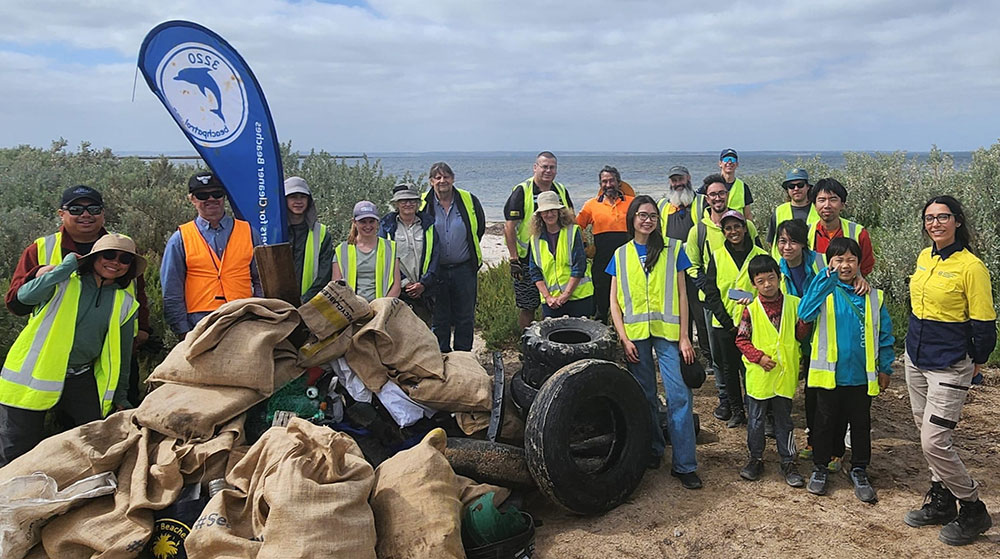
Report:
0,471,117,559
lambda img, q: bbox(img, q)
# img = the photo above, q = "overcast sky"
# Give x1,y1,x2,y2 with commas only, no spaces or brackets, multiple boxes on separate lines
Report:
1,0,998,154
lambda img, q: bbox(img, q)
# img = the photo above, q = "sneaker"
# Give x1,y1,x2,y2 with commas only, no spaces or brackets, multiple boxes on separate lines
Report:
713,401,732,421
827,456,842,473
726,408,747,429
938,499,992,546
798,445,813,460
781,462,805,488
904,482,958,527
740,459,764,481
807,467,828,495
849,468,877,503
671,469,703,490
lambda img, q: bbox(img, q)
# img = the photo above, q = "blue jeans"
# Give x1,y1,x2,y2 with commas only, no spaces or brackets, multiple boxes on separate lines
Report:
627,337,698,473
432,260,478,352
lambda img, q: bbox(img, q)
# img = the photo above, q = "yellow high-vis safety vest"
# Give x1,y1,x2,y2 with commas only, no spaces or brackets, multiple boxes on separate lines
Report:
770,202,820,259
743,295,802,400
727,178,748,213
512,179,571,259
419,188,482,266
530,224,593,303
710,243,768,328
335,238,397,300
807,288,883,396
0,276,137,415
301,223,328,296
614,238,682,342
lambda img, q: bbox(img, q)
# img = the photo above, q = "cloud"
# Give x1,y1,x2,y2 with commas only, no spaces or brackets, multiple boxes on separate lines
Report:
0,0,997,153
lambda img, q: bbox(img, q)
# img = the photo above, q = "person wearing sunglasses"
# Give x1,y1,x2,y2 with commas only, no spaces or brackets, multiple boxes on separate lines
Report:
379,182,440,324
903,195,995,545
767,168,820,259
4,185,152,406
284,176,333,303
160,172,261,337
701,148,754,221
0,234,144,466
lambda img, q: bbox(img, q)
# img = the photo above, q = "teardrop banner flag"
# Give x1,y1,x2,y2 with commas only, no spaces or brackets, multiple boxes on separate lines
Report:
137,20,286,244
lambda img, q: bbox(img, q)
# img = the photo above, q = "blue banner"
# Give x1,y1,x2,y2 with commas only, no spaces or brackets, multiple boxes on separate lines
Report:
137,20,286,244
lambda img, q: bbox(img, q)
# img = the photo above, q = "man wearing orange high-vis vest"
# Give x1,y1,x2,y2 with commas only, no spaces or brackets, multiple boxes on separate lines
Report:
161,173,261,336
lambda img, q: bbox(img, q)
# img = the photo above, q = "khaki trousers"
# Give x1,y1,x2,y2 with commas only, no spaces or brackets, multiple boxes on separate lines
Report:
904,352,978,501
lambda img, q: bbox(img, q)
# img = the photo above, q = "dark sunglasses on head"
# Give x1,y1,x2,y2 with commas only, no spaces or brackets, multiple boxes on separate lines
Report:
64,204,103,216
99,250,135,265
193,190,226,201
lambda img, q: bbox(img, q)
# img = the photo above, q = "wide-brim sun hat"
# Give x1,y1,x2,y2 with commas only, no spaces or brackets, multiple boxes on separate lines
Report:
78,233,147,276
390,183,421,203
535,190,565,213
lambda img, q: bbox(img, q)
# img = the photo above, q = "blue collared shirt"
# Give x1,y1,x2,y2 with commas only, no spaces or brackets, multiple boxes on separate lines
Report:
161,213,262,335
434,196,470,265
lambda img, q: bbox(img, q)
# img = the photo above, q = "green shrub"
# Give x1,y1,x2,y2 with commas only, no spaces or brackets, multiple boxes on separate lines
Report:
475,261,523,350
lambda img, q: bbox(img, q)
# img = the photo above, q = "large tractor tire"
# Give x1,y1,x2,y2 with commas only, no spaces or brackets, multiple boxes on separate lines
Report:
524,359,651,515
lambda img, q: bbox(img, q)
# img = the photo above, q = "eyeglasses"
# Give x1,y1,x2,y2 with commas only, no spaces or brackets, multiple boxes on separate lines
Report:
924,213,954,224
397,199,418,206
706,191,728,199
193,190,226,201
99,250,135,265
64,204,103,216
785,182,808,190
721,156,737,164
635,212,658,222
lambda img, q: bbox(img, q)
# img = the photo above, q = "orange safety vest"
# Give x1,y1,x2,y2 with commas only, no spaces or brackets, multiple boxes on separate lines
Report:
179,219,254,313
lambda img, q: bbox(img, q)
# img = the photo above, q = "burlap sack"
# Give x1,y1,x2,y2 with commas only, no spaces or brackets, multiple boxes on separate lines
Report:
455,475,510,508
298,326,353,368
455,411,491,436
370,428,464,559
0,413,244,559
138,341,302,441
402,351,492,412
298,280,373,339
347,298,444,392
185,418,376,559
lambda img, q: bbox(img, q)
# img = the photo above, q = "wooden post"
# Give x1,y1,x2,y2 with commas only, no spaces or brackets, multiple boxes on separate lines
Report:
253,243,299,305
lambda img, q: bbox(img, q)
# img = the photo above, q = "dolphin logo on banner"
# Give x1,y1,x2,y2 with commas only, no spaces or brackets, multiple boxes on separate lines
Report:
137,20,286,244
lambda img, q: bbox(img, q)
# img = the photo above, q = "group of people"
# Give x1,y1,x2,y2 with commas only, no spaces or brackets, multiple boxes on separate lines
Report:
0,149,994,546
501,150,994,546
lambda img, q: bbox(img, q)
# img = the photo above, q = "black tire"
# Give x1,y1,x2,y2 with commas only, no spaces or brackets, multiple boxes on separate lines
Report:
524,359,651,515
509,371,538,417
520,317,617,386
443,438,536,489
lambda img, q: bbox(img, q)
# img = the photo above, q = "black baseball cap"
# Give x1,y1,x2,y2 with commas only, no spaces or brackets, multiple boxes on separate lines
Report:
60,185,103,207
668,165,690,177
720,148,738,161
188,172,224,192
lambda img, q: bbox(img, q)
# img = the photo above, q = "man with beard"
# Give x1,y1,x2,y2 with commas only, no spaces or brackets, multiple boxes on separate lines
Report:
658,166,717,406
576,165,634,322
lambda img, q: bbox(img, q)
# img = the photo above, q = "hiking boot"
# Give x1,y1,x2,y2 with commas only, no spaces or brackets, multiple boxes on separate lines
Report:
781,462,805,488
849,468,877,503
740,459,764,481
798,445,813,460
671,469,703,490
726,407,747,428
807,467,828,495
939,499,992,546
904,482,957,527
713,401,732,421
827,456,842,473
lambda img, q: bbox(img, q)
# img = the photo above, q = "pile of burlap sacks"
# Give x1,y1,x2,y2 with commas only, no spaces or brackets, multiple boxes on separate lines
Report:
0,281,509,558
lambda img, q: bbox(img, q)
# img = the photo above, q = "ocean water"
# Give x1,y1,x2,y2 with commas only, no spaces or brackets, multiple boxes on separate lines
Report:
370,151,973,221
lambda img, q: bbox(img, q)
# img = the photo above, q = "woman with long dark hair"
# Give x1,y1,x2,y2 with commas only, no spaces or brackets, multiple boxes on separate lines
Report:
607,195,699,488
903,195,995,546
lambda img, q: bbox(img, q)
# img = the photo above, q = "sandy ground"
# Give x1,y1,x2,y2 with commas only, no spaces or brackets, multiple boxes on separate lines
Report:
474,222,998,556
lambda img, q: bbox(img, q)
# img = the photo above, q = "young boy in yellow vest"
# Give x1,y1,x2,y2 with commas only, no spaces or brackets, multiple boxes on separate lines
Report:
798,237,894,502
734,255,811,486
